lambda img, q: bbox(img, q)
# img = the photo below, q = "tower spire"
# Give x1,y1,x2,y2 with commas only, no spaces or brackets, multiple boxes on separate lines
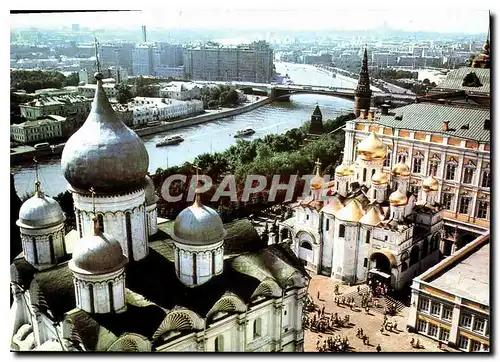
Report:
94,37,101,73
192,164,203,207
354,45,372,117
33,157,41,197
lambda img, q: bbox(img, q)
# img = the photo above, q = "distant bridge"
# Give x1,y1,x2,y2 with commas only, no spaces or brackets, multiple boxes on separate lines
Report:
194,80,417,105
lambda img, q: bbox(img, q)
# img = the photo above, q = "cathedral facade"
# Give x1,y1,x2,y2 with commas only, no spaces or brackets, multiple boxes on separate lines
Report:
279,131,444,291
10,72,308,352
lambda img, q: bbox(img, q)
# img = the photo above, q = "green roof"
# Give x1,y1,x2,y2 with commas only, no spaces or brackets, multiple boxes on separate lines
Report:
434,67,490,95
356,103,490,142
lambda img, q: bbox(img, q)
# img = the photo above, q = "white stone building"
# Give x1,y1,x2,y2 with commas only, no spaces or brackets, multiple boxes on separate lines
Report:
11,115,66,143
10,71,309,352
280,131,445,291
19,95,92,121
159,82,202,101
130,97,204,126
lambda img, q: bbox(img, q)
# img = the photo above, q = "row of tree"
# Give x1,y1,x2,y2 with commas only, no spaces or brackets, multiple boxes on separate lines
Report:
151,113,354,222
11,70,79,94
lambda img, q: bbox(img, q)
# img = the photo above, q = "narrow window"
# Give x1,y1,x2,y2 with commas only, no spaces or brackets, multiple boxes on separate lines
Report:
32,237,38,264
125,212,133,260
215,335,224,352
48,235,55,264
108,282,115,313
253,318,262,339
325,218,330,231
363,168,367,182
365,230,371,244
193,253,198,285
339,224,346,238
97,214,104,233
363,258,368,267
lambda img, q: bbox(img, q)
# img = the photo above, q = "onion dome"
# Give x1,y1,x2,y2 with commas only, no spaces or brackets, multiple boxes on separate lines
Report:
61,72,149,193
144,175,159,205
391,162,411,177
422,174,439,192
172,189,227,246
16,181,65,229
360,207,382,226
335,164,350,177
357,132,387,161
335,199,364,222
321,197,343,215
310,159,324,191
371,170,388,185
389,189,408,206
69,218,128,275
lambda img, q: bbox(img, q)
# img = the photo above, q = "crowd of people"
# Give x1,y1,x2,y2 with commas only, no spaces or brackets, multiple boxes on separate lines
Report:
316,335,350,352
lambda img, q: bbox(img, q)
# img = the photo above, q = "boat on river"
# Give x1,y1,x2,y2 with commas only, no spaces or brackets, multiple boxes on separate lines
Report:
234,128,255,138
156,135,184,147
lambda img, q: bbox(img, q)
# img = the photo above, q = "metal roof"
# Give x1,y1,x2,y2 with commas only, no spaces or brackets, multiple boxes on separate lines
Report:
357,103,490,142
434,67,490,95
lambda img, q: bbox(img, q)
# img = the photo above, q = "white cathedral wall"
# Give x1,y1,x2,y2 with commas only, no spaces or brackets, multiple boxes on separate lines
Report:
145,203,158,235
178,249,194,286
20,224,65,266
93,282,109,314
321,215,335,273
341,224,360,283
112,275,126,312
73,190,148,261
356,228,370,282
214,247,224,274
197,252,211,285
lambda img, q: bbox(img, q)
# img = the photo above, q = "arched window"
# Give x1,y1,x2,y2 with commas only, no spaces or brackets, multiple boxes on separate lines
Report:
215,335,224,352
125,212,133,260
253,318,262,339
363,258,368,267
339,224,346,238
48,235,55,264
371,169,376,178
410,245,420,265
300,241,312,250
32,237,38,265
401,262,408,272
421,239,428,258
97,214,105,233
384,151,391,167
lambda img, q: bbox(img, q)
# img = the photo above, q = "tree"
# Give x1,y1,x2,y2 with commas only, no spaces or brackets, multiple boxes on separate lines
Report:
116,83,133,104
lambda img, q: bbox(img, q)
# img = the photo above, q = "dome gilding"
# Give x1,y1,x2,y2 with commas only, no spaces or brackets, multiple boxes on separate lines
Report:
357,132,387,161
389,189,408,206
392,162,411,177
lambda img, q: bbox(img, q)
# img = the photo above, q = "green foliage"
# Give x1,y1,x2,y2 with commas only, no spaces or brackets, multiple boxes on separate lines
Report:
116,83,133,104
11,70,78,93
152,113,349,222
54,190,75,219
373,68,418,80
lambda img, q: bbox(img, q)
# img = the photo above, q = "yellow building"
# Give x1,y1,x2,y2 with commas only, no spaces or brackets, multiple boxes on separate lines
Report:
407,233,489,352
342,102,490,255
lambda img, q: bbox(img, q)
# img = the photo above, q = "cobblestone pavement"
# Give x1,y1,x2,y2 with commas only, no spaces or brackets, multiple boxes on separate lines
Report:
304,275,459,353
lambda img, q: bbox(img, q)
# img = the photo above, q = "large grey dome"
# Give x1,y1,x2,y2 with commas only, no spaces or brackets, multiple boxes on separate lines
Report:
69,233,128,275
17,188,65,229
145,175,159,205
172,198,226,246
61,74,149,193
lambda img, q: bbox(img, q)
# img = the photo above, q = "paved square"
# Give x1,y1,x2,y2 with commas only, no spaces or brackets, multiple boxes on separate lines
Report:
304,275,459,353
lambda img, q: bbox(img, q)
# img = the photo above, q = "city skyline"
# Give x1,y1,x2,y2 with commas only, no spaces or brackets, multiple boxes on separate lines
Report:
10,8,490,35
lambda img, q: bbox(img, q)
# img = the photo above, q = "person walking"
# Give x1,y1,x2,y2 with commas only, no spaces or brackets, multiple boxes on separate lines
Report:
376,344,381,352
357,285,360,294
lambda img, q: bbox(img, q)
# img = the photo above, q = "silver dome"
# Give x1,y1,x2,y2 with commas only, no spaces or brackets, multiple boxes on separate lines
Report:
17,190,65,229
145,175,159,205
172,198,226,246
69,233,128,275
61,74,149,193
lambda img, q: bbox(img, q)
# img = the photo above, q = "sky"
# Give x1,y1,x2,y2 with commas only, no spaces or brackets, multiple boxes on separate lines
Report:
9,6,491,34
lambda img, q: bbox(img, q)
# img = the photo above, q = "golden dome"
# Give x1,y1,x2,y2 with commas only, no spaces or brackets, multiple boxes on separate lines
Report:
359,207,382,226
335,199,364,222
391,162,411,177
422,175,439,192
335,164,350,176
389,189,408,206
310,159,324,190
371,170,388,185
357,132,387,161
349,164,356,175
321,197,344,215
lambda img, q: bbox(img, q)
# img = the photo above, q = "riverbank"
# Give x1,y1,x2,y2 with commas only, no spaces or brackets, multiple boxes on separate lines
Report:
10,95,273,165
135,95,273,137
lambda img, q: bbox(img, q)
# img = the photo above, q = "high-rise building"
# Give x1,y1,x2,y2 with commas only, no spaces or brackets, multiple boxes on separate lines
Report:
132,44,155,76
183,41,274,83
99,43,134,73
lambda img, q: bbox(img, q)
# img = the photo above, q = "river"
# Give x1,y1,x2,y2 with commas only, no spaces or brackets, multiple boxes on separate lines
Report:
12,62,355,198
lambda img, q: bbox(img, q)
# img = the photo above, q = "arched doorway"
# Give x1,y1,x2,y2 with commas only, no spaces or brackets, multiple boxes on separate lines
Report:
370,253,392,274
421,238,428,258
296,231,316,267
409,245,420,265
